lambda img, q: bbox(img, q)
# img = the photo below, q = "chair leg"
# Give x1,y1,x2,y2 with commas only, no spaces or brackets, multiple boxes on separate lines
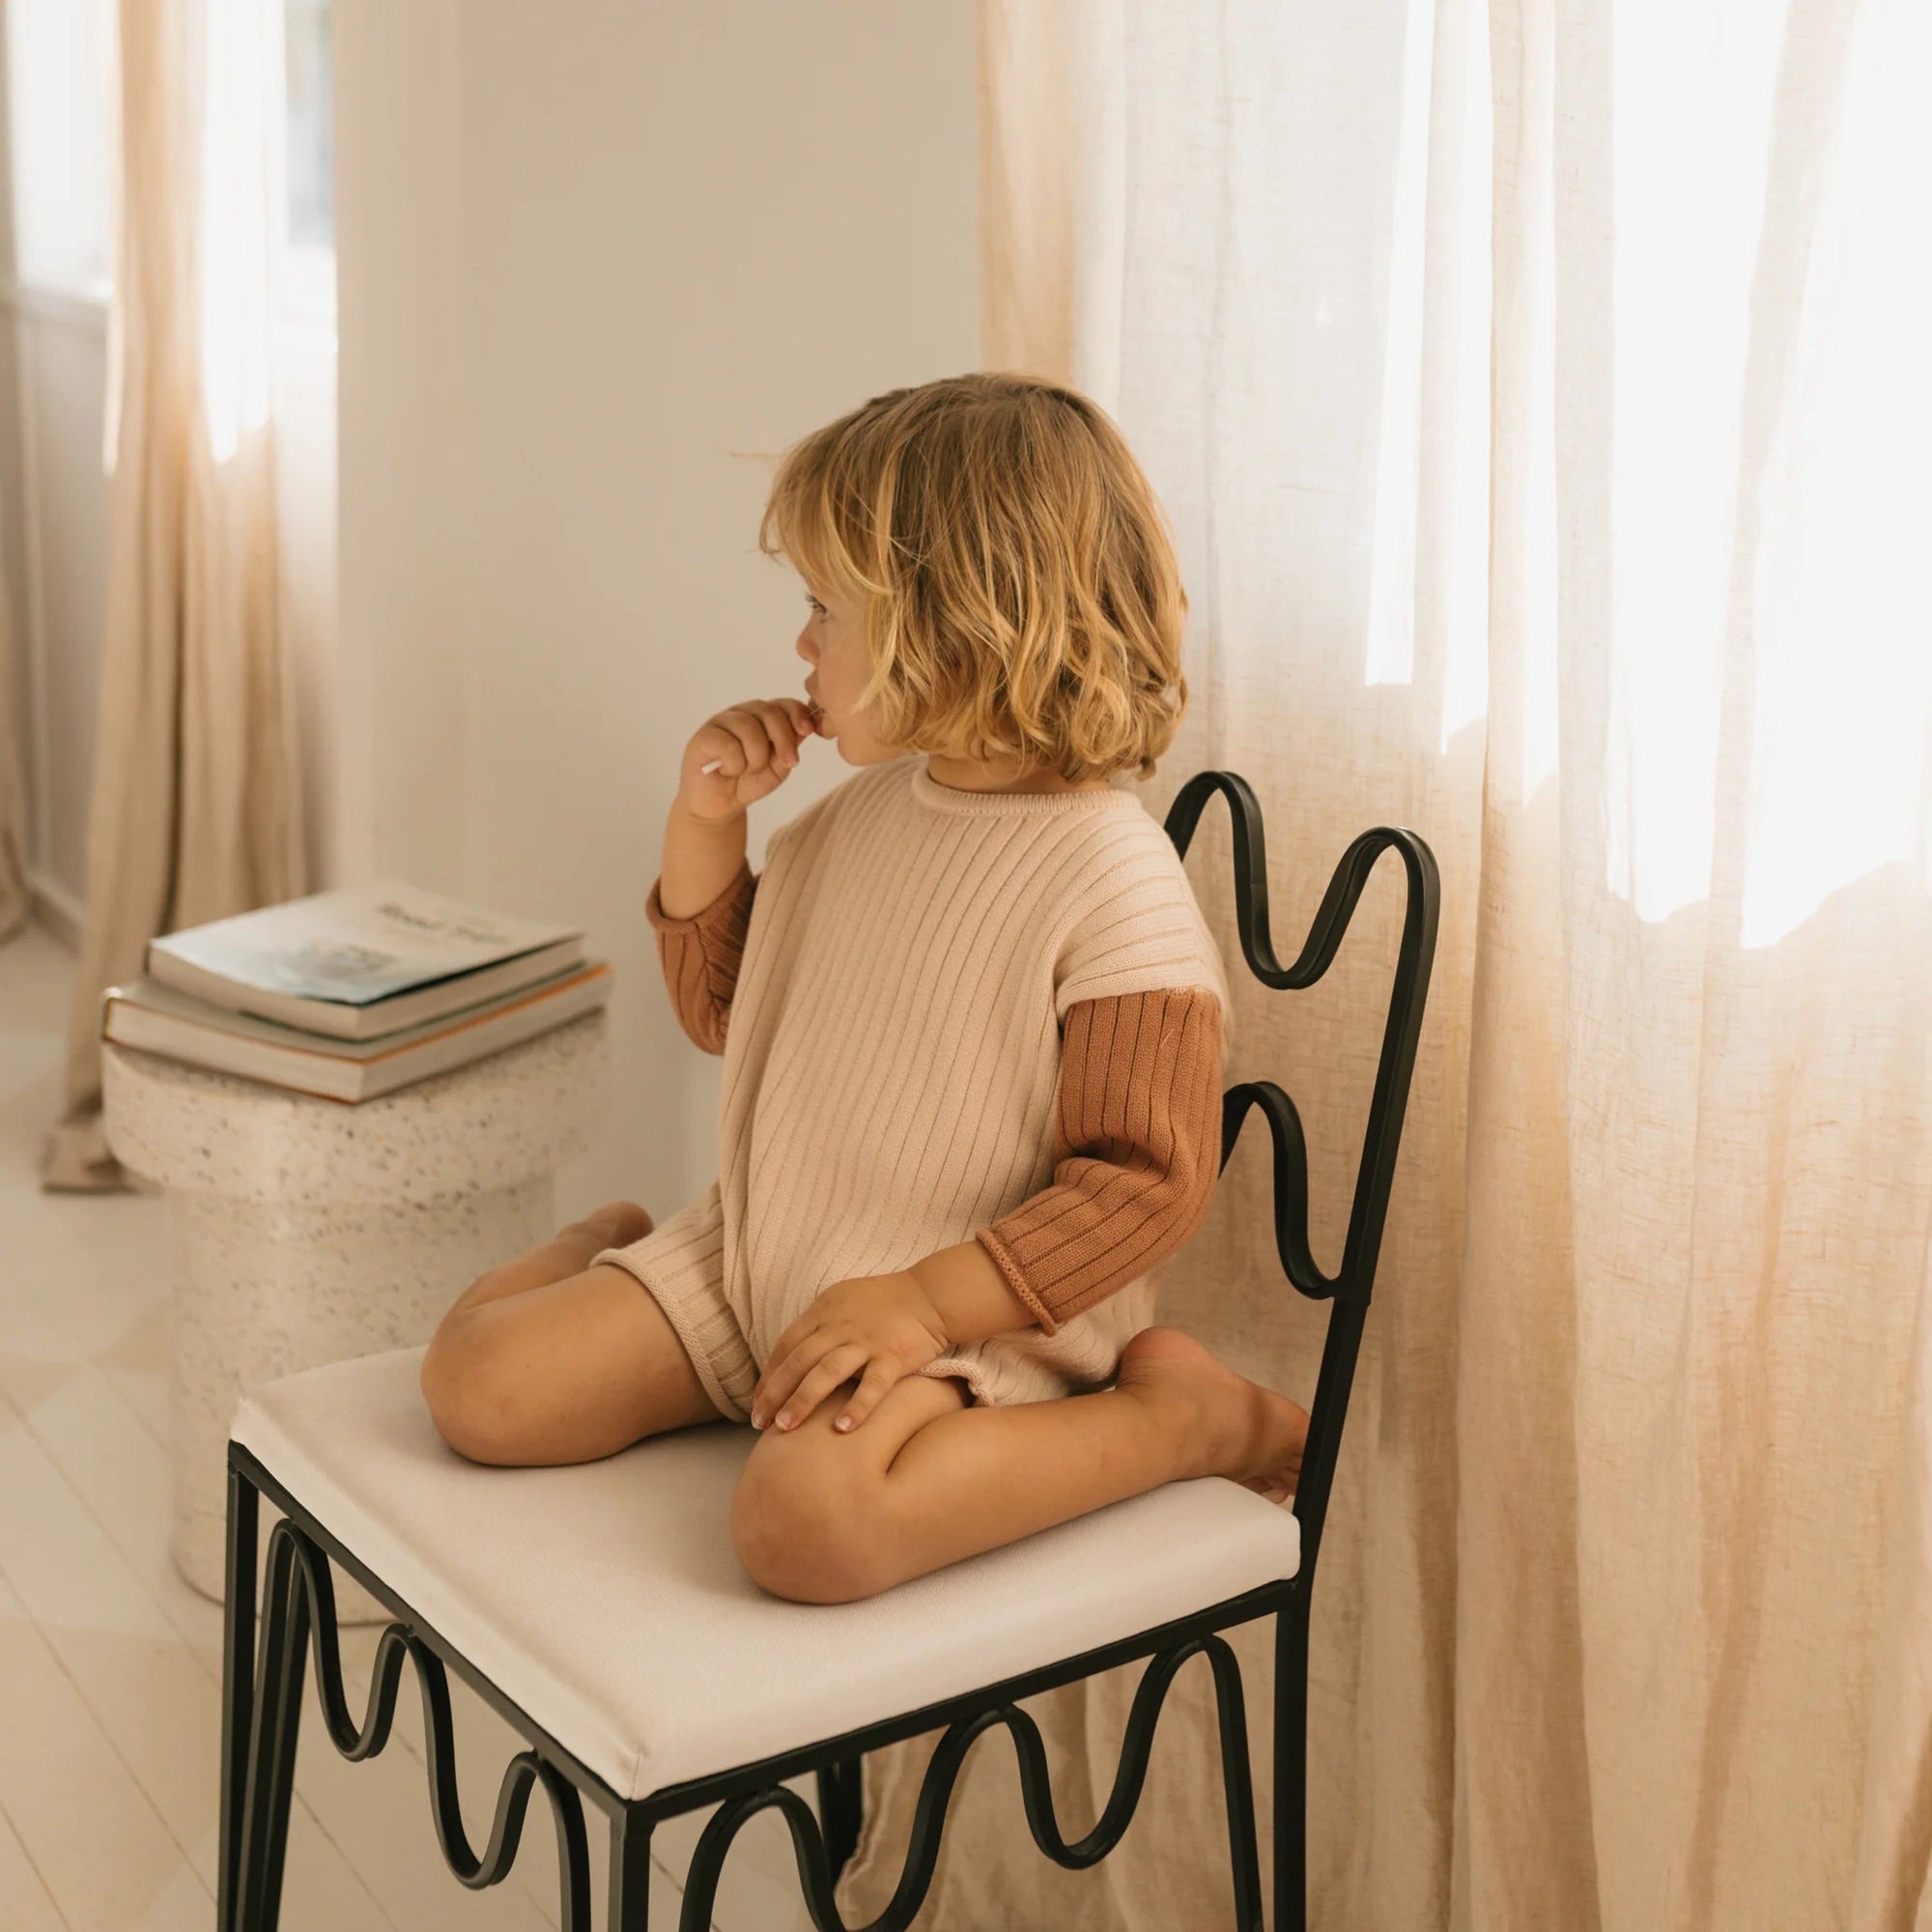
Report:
815,1754,863,1878
679,1789,781,1931
609,1808,656,1931
218,1466,258,1932
1206,1640,1264,1931
234,1517,311,1930
1274,1601,1309,1932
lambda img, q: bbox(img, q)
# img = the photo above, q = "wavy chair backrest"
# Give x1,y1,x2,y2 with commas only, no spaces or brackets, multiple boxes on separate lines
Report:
1163,773,1440,1588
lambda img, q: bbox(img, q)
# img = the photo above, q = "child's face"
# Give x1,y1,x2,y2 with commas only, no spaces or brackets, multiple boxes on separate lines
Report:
794,577,900,767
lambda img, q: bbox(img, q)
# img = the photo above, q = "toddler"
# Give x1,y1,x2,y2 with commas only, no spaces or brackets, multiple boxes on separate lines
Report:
419,373,1308,1604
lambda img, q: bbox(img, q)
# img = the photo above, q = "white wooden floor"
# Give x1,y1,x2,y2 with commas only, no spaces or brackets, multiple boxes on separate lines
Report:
0,917,816,1931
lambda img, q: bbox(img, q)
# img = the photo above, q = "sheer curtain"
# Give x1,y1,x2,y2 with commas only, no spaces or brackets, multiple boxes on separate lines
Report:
40,0,307,1192
0,547,28,937
837,0,1932,1925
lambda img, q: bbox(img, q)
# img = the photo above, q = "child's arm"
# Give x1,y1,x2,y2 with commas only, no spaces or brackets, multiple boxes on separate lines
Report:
649,691,814,1052
907,1238,1037,1341
932,985,1226,1341
645,860,758,1055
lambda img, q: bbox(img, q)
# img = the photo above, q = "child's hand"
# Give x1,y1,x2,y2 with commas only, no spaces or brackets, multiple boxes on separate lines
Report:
751,1272,952,1435
678,696,822,824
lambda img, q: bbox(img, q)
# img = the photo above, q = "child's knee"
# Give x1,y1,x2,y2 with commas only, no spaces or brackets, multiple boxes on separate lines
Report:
731,1432,890,1604
419,1314,537,1464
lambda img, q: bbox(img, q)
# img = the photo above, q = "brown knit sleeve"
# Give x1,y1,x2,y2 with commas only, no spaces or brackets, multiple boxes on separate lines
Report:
975,986,1226,1336
644,858,757,1055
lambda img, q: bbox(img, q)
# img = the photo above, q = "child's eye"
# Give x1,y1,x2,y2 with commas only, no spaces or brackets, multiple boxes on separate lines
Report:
805,595,827,618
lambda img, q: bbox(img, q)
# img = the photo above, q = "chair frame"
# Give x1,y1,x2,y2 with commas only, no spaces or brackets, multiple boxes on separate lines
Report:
218,772,1439,1932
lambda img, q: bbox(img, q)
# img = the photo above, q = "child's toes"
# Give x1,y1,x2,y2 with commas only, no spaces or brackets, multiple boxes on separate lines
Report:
576,1200,654,1248
1238,1469,1295,1506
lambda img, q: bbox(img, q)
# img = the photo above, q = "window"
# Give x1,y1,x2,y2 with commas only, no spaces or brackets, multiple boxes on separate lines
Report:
5,0,113,297
280,0,335,325
4,0,334,326
283,0,332,250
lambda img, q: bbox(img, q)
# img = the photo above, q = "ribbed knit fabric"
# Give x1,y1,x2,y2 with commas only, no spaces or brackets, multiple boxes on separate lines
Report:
644,860,754,1056
647,870,1225,1338
594,753,1235,1419
975,984,1223,1335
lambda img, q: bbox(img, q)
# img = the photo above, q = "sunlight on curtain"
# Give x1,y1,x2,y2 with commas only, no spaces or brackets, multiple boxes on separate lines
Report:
1364,0,1496,758
1738,0,1932,950
1362,0,1433,692
1516,62,1558,806
1604,6,1781,923
196,0,280,463
1434,0,1492,758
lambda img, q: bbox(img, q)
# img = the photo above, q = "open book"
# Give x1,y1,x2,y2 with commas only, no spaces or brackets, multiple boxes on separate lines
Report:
145,879,587,1041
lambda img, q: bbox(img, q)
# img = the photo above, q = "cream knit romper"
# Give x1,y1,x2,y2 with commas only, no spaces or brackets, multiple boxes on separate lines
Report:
591,753,1236,1421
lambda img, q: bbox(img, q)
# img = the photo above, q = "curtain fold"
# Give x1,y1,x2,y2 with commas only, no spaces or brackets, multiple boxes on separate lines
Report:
836,0,1932,1924
0,542,29,939
40,0,307,1193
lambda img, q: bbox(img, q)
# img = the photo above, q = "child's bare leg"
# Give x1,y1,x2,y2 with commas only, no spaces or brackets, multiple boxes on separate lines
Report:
420,1201,721,1465
731,1327,1309,1604
431,1199,653,1324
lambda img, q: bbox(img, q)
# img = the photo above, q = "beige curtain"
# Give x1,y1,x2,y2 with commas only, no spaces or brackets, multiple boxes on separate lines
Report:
0,542,28,939
838,0,1932,1925
40,0,307,1192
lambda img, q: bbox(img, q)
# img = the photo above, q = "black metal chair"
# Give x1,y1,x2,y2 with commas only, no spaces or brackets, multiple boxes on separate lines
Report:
217,772,1438,1932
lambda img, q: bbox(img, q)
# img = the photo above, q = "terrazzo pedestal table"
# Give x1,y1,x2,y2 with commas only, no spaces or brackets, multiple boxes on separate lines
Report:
99,1009,611,1621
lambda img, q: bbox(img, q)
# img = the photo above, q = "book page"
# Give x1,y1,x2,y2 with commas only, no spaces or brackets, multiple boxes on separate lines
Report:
149,879,586,1006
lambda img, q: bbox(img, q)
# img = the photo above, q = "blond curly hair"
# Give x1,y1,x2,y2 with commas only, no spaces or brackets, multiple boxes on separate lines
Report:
756,372,1189,784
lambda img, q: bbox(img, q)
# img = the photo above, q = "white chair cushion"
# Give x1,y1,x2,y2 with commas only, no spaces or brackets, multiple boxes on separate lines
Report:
231,1345,1300,1801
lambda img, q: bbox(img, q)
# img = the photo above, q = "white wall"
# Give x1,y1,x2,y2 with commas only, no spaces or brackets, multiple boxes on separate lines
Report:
332,0,980,1216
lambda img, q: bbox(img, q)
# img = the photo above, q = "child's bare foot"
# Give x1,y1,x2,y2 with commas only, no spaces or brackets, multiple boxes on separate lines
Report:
569,1199,654,1250
1115,1326,1308,1504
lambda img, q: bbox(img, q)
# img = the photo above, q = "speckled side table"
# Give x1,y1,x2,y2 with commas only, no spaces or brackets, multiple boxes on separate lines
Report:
99,1009,611,1620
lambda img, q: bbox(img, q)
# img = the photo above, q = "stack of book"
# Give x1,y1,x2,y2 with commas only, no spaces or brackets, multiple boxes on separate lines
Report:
100,880,612,1103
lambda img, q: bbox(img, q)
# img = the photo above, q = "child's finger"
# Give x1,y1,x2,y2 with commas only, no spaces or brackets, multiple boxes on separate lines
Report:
751,1322,817,1423
834,1360,901,1433
758,1315,810,1389
753,1334,833,1428
745,697,806,765
772,1345,868,1431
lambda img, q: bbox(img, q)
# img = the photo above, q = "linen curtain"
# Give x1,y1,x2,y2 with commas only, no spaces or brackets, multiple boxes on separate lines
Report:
40,0,307,1192
0,547,28,938
837,0,1932,1925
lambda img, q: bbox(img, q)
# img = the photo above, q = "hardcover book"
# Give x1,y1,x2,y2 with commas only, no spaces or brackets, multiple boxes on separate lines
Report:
144,879,588,1041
